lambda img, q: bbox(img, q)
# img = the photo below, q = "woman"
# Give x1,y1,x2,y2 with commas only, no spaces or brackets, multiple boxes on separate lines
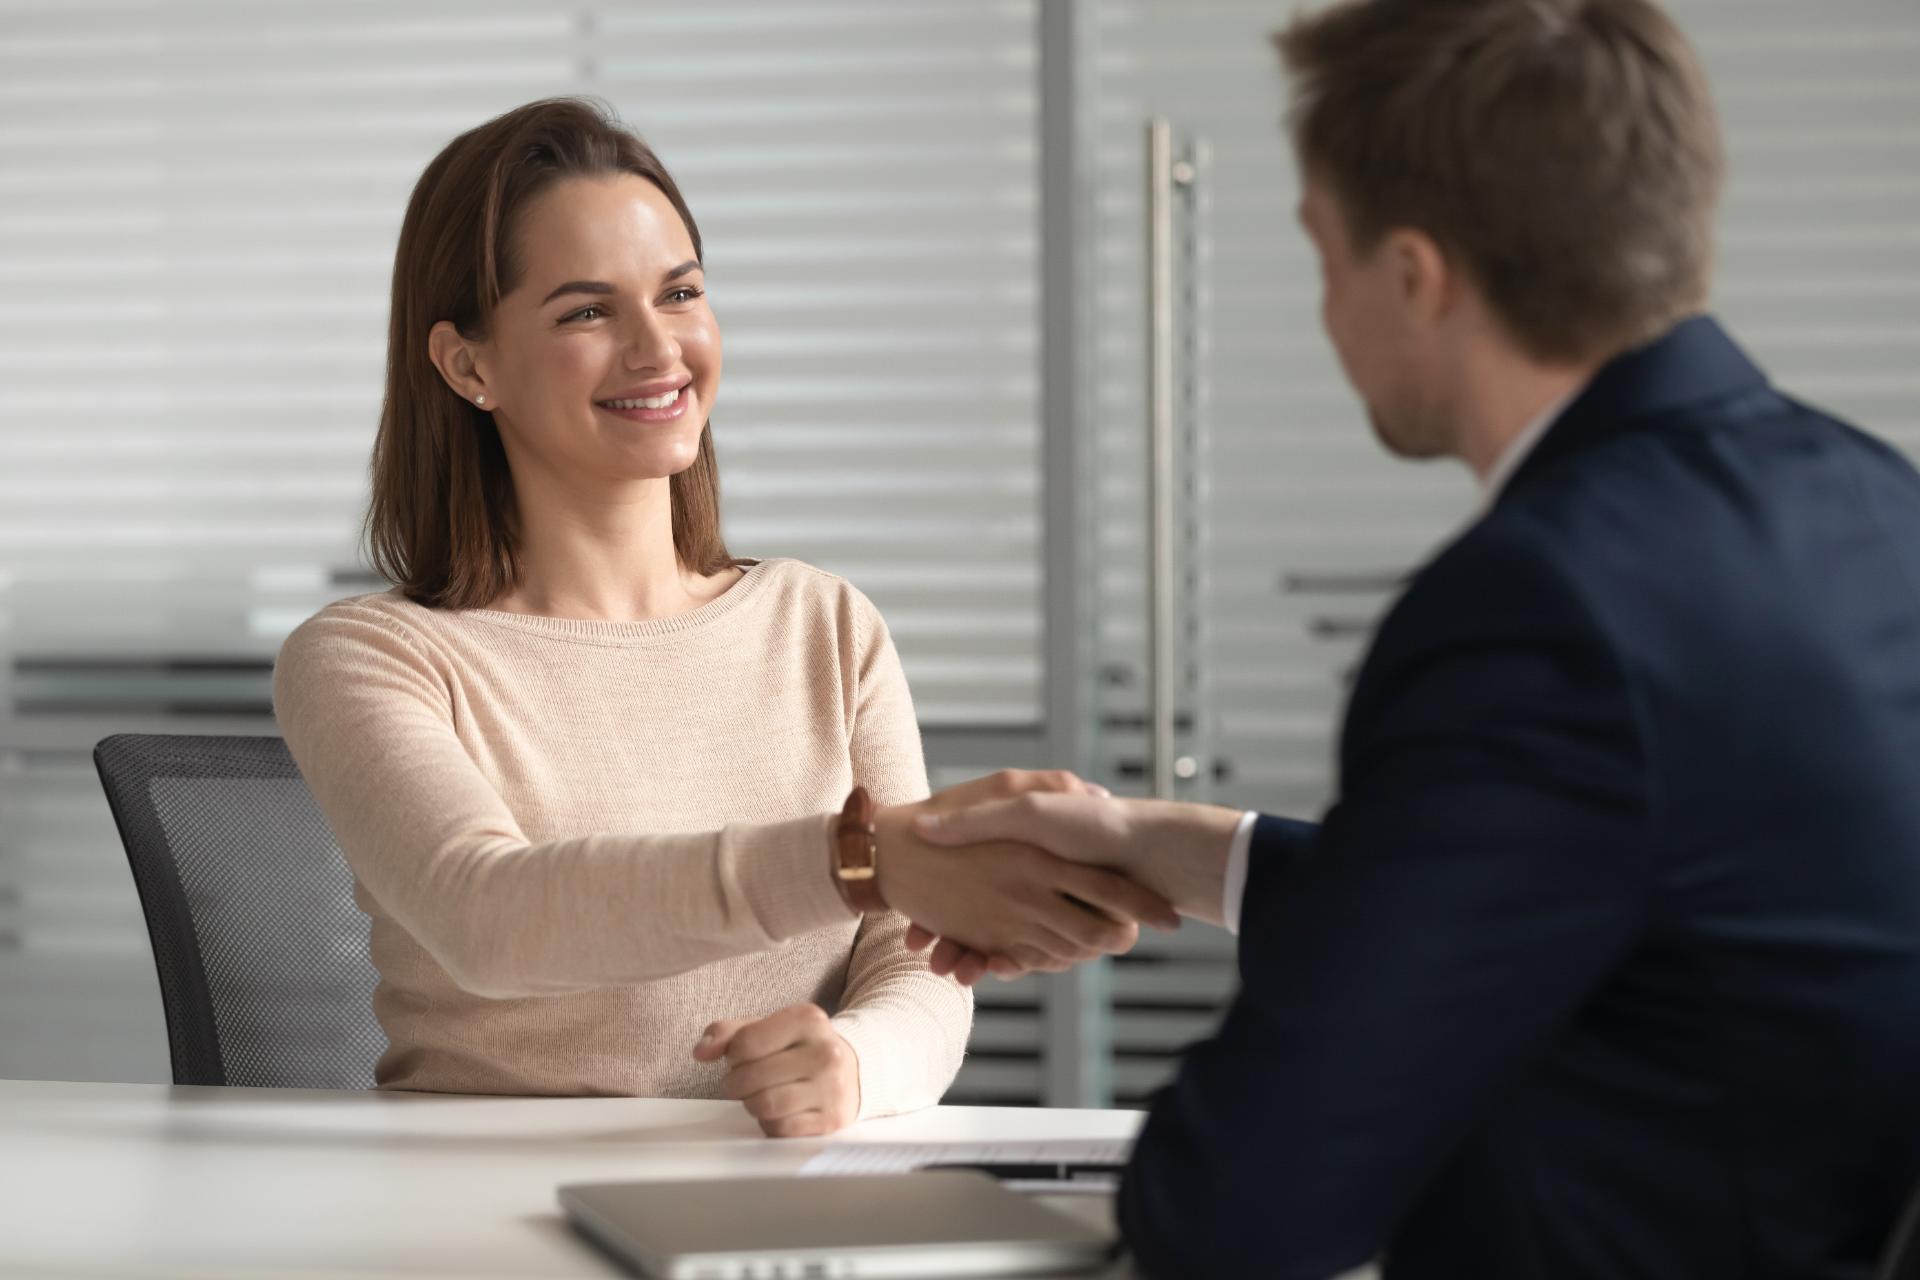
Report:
273,97,1172,1135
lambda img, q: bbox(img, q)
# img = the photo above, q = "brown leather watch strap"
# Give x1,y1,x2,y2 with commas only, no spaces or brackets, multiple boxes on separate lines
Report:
832,785,887,915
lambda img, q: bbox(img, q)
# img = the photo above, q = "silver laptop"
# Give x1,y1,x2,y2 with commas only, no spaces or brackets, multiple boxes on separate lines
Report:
557,1170,1117,1279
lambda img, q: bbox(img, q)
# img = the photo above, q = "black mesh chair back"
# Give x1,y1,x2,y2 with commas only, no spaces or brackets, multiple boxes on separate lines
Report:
94,733,386,1088
1885,1182,1920,1280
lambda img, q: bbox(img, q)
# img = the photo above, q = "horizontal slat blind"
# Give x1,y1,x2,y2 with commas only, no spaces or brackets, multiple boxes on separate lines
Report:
1092,0,1920,1105
0,0,1043,1086
0,0,1042,729
1687,0,1920,448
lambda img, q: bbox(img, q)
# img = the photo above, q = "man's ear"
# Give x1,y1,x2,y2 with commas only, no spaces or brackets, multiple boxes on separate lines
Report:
427,320,493,407
1384,227,1454,328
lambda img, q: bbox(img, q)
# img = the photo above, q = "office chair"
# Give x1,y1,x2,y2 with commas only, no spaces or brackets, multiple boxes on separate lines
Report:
93,733,387,1089
1885,1181,1920,1280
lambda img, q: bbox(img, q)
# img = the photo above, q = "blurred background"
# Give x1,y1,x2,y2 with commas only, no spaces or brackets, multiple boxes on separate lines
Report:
1,0,1915,1108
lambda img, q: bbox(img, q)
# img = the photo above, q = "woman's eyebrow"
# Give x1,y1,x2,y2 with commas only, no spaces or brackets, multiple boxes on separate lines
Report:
541,280,614,306
540,261,702,307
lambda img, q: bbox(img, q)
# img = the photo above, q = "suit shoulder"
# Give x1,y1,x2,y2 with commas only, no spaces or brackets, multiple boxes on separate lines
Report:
1396,510,1599,637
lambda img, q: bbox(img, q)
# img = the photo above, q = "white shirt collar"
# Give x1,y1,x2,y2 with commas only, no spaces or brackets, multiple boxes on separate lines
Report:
1480,385,1582,505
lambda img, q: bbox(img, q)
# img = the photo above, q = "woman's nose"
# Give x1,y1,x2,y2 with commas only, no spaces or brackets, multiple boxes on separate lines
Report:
623,309,681,370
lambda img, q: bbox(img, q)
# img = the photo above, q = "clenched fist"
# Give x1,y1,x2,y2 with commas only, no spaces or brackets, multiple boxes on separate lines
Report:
694,1002,861,1138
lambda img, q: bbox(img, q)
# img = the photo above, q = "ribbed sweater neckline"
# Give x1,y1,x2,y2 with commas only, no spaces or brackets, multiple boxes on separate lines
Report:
449,558,773,645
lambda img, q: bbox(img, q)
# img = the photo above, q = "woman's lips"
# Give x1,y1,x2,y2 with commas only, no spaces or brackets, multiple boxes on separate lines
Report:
596,388,692,424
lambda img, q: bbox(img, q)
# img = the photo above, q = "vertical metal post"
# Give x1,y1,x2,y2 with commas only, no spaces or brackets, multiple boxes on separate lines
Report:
1038,0,1110,1109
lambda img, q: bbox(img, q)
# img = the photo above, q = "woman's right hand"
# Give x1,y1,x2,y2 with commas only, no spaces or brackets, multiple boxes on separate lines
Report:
871,776,1179,977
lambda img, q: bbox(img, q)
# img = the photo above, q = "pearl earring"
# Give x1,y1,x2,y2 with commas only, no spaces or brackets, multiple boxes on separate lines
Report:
474,394,486,405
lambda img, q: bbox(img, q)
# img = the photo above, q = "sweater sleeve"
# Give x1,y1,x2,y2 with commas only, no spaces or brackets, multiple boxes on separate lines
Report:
825,592,974,1120
272,603,857,1000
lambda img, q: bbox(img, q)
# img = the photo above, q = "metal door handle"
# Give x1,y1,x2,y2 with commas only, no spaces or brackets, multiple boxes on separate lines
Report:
1145,118,1193,799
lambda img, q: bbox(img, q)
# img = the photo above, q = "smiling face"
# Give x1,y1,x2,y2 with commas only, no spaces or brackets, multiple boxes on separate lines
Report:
451,172,722,493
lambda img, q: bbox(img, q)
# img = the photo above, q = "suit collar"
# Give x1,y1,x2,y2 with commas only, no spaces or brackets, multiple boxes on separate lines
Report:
1496,314,1769,505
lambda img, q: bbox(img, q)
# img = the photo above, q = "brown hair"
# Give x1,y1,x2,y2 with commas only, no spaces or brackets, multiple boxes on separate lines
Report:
366,96,734,609
1276,0,1725,362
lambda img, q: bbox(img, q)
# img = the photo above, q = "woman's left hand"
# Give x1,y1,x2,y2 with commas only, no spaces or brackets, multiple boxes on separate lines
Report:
693,1003,860,1138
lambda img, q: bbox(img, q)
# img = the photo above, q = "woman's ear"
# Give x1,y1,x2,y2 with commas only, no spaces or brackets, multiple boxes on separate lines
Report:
427,320,493,408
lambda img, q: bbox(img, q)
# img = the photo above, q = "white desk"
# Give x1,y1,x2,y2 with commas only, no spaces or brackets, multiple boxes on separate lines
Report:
0,1078,1141,1279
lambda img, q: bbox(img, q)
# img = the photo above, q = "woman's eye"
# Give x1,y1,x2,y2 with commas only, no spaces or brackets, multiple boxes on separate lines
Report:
567,305,605,322
666,286,704,304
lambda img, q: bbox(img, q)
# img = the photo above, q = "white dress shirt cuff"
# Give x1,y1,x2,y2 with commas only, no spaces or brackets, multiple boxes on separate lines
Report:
1221,809,1260,936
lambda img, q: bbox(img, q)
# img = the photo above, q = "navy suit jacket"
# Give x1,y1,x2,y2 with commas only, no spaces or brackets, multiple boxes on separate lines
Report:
1118,317,1920,1278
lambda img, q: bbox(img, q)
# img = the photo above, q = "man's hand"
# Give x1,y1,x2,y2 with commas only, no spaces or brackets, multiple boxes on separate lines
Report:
916,768,1111,816
870,775,1179,976
903,794,1244,984
694,1003,860,1138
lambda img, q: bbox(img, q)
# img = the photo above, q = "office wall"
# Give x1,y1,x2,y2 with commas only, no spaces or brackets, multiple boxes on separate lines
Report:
2,0,1915,1104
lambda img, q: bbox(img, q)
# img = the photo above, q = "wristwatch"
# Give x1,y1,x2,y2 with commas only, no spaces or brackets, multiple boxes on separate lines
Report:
833,785,888,914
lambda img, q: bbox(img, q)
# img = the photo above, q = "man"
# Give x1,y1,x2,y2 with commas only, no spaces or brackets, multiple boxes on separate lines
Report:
894,0,1920,1274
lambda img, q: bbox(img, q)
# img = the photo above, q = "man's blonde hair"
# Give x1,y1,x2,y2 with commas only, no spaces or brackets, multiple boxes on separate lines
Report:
1277,0,1725,362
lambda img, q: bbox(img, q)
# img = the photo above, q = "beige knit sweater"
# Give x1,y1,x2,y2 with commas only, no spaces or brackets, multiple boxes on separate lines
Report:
271,557,971,1119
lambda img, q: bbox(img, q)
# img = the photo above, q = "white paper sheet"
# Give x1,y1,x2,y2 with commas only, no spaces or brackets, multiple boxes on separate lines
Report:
799,1138,1133,1177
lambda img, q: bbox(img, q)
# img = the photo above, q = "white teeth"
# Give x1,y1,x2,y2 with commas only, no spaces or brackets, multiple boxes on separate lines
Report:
600,388,682,411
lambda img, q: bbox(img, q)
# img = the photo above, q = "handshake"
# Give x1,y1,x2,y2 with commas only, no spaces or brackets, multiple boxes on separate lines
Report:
866,771,1246,987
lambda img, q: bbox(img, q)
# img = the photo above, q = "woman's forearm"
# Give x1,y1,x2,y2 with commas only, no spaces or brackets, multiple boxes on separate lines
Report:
832,910,973,1120
363,815,855,998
